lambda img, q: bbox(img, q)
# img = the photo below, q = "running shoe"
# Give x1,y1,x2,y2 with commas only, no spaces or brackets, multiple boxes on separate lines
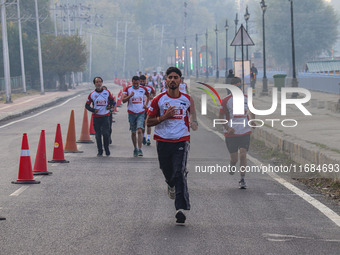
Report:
97,151,103,157
167,185,175,200
138,149,143,157
229,165,236,175
146,139,151,146
143,137,146,145
175,210,186,224
239,179,247,189
133,148,138,157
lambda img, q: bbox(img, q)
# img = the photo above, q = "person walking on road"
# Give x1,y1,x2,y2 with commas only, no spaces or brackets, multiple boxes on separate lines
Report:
146,66,198,224
102,86,116,144
85,77,114,156
219,77,255,189
250,63,258,96
140,75,156,146
122,76,150,157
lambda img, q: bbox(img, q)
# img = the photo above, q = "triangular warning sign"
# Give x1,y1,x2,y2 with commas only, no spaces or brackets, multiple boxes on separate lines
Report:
230,24,255,46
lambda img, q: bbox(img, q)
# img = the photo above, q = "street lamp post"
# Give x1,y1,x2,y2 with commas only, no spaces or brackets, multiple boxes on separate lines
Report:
195,34,199,78
260,0,268,95
215,24,219,79
225,19,229,83
205,29,208,79
234,13,238,62
289,0,299,98
244,6,250,60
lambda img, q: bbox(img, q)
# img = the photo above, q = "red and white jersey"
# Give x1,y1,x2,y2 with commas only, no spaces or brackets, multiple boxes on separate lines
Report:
147,92,191,142
151,75,159,86
220,94,252,137
179,83,188,94
86,89,113,117
123,85,149,114
142,85,155,107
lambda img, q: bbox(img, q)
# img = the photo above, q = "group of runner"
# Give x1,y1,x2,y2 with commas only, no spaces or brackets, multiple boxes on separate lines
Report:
85,67,255,224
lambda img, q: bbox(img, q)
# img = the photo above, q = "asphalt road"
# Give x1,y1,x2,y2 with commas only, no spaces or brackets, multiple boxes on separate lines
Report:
0,83,340,255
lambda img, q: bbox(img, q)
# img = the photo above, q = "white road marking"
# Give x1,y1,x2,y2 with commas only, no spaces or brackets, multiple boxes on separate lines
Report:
197,117,340,228
263,233,340,242
9,186,29,196
0,95,79,129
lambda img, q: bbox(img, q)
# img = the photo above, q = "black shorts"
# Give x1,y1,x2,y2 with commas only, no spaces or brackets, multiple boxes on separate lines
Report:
225,134,250,153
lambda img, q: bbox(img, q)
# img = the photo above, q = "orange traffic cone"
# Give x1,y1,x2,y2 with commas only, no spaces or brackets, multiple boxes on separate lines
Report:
12,133,40,184
77,108,94,143
64,110,83,153
48,124,69,163
89,114,95,135
33,130,52,175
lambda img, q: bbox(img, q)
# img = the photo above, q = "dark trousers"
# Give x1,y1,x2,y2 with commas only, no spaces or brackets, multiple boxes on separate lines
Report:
156,141,190,210
93,116,110,153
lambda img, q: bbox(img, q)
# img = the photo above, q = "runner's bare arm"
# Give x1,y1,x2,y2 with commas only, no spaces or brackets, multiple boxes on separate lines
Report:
189,97,198,131
122,91,134,103
146,106,176,127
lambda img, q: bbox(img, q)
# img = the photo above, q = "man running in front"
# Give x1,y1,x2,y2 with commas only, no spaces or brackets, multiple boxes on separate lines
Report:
146,66,198,224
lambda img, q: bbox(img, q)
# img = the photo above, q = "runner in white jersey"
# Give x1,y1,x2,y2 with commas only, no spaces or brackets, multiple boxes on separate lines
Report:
219,77,256,189
140,75,156,146
151,71,159,90
146,66,198,224
179,76,188,94
122,76,150,157
85,77,115,156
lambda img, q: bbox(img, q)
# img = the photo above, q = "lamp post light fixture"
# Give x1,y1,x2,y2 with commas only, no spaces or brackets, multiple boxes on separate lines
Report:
234,13,238,62
260,0,268,95
215,24,219,79
225,19,229,83
244,5,250,60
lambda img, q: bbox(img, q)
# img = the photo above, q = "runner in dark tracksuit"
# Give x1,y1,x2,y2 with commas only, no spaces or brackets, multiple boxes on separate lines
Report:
146,67,198,224
85,77,114,156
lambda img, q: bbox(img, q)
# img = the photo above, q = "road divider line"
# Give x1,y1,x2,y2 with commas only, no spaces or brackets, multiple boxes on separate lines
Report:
0,95,80,129
10,186,29,196
197,117,340,228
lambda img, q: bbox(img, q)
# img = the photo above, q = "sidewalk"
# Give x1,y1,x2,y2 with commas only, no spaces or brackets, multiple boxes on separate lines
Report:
189,78,340,178
0,84,91,122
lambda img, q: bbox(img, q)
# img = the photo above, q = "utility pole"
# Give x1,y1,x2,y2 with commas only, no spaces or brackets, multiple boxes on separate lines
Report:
205,29,208,79
89,14,93,81
158,24,164,68
122,21,128,78
53,0,57,36
35,0,44,94
1,0,11,103
17,0,26,93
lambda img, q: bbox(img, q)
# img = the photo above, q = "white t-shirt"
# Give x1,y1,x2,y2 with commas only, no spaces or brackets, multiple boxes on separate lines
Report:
220,94,252,137
123,85,149,114
179,83,188,94
147,92,191,142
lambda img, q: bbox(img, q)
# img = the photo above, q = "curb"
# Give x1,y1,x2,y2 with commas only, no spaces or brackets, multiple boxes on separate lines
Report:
0,87,90,123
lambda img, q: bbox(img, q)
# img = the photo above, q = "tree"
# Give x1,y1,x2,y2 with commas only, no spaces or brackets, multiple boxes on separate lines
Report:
259,0,338,71
42,35,87,90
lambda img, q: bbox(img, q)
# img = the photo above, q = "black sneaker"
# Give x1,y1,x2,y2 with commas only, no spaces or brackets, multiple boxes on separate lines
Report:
175,210,186,224
239,179,247,189
146,139,151,146
105,150,110,156
97,151,103,157
142,137,146,145
0,216,6,220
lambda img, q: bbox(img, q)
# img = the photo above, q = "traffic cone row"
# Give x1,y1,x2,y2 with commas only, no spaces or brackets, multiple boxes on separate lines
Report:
11,103,122,184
